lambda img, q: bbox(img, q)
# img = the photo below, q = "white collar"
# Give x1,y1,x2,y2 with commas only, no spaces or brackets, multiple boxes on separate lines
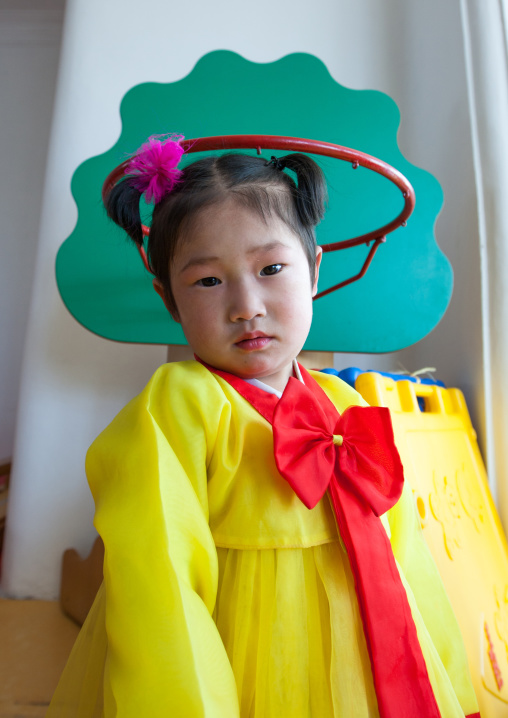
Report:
244,359,304,399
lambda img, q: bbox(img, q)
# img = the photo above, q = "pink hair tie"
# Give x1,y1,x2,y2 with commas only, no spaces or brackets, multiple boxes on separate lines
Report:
125,134,185,204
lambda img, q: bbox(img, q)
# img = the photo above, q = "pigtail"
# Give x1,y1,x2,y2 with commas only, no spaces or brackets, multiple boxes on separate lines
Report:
104,180,144,247
279,154,328,227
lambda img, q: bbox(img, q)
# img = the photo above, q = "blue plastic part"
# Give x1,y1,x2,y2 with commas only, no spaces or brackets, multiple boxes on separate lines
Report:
321,366,445,389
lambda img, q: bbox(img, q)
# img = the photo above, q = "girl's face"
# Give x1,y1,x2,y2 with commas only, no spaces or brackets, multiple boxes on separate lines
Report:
154,198,322,392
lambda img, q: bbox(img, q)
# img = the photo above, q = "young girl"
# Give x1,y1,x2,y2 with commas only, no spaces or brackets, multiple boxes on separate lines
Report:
48,136,479,718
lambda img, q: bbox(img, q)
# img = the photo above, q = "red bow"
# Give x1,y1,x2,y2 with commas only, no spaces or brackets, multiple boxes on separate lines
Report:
272,377,404,513
273,377,442,718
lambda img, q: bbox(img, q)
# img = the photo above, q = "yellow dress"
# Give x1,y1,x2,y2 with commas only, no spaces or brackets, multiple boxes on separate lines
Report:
47,361,479,718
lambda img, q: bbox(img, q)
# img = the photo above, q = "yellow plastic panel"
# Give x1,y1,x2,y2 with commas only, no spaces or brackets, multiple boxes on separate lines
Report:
356,372,508,718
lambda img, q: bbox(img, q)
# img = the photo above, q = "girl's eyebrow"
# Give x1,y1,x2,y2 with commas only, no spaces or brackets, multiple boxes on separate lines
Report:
180,255,220,272
246,240,288,255
179,241,289,273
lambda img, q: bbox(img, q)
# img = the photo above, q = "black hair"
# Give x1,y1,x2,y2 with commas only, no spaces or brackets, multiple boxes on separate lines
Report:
105,151,327,313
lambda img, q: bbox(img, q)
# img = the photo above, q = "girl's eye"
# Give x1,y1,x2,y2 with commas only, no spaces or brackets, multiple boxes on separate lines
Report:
261,264,283,276
197,277,221,287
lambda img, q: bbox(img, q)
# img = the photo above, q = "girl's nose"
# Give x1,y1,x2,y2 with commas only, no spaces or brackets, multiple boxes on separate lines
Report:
228,281,266,322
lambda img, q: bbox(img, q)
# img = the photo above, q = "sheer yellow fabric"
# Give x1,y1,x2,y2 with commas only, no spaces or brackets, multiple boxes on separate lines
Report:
214,543,378,718
47,361,478,717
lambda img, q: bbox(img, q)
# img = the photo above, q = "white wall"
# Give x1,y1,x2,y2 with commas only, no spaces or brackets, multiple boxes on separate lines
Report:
395,5,482,423
1,0,481,598
0,0,65,463
337,2,482,423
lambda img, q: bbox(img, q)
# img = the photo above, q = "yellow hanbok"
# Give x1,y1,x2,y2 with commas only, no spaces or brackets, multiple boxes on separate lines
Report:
47,361,479,718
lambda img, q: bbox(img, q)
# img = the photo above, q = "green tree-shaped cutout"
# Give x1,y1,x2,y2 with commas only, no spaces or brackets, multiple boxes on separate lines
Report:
56,50,449,352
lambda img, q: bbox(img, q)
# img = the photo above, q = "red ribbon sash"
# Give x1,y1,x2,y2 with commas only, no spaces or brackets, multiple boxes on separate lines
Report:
201,360,442,718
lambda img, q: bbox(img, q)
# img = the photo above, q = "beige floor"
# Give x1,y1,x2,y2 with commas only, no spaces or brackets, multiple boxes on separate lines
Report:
0,599,80,718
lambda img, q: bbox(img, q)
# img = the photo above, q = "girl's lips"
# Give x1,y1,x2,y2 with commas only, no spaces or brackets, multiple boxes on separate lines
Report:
235,336,272,351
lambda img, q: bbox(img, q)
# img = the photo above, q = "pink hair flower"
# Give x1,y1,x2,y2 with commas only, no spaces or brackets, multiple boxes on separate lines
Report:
125,134,185,204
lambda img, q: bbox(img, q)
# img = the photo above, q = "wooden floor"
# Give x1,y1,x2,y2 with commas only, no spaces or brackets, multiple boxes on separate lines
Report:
0,599,80,718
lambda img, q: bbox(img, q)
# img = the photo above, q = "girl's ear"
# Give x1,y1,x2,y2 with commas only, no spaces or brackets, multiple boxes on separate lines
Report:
152,279,181,322
312,246,323,297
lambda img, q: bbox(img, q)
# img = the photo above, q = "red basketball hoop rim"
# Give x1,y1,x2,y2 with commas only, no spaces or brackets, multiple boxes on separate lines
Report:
102,134,415,299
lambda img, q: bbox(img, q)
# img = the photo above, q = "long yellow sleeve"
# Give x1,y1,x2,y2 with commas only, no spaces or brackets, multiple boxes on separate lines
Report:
87,364,240,717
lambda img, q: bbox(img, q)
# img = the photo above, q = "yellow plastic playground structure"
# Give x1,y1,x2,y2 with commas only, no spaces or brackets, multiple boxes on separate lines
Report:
356,372,508,718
